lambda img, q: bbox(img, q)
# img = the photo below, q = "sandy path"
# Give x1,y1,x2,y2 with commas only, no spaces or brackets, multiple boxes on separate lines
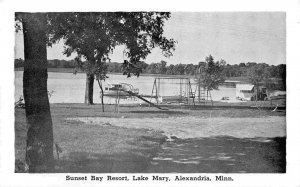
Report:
67,116,286,139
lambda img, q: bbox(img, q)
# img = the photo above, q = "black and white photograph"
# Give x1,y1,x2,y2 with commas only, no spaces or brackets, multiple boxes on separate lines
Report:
1,0,300,186
14,11,287,173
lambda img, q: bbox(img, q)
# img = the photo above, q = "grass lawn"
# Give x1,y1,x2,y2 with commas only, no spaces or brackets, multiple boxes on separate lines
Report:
15,103,286,173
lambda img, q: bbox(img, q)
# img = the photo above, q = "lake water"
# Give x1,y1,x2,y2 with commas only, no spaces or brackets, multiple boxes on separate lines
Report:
15,71,238,104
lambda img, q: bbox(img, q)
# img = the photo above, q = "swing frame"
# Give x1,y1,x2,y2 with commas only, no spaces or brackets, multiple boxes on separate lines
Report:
150,77,195,106
150,76,213,106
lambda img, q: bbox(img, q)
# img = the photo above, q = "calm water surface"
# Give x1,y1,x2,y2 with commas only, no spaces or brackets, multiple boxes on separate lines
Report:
15,71,237,104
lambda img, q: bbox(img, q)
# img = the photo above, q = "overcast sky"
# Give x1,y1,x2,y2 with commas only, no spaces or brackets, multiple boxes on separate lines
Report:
14,12,286,65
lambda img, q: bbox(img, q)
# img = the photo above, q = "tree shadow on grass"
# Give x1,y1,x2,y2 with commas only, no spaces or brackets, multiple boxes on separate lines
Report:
56,152,153,173
16,136,286,173
148,136,286,173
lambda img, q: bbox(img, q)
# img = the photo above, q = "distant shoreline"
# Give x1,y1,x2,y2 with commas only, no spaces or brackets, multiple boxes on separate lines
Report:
14,67,250,81
14,68,283,84
14,67,198,79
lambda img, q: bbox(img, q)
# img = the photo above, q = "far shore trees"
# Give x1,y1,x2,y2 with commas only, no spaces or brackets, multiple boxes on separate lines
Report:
14,58,286,87
48,12,176,104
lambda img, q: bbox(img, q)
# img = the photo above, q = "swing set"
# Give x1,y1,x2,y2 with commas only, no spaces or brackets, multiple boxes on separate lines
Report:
150,77,213,106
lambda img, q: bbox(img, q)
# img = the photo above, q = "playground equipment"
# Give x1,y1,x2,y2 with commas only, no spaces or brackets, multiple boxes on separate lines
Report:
99,75,214,112
150,77,213,106
103,82,167,111
150,77,194,105
103,83,139,97
195,83,213,105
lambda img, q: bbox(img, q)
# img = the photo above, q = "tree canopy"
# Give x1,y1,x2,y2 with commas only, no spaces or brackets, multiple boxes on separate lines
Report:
196,55,226,91
45,12,176,104
47,12,176,77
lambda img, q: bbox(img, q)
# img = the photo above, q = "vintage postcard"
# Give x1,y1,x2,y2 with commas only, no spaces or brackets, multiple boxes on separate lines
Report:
1,0,300,186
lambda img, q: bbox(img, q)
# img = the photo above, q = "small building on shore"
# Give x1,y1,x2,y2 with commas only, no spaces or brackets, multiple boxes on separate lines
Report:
236,83,254,101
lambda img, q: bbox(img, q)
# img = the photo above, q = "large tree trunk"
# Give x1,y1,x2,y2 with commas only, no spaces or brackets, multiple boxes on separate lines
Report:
22,13,54,172
85,73,94,104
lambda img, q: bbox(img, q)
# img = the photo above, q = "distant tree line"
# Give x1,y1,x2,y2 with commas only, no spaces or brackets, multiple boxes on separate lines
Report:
15,58,286,80
15,58,77,68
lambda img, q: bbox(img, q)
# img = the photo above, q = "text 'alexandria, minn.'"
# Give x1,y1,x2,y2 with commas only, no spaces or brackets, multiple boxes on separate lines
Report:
65,175,234,182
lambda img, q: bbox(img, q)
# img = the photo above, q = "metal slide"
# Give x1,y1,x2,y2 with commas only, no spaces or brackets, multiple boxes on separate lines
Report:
123,90,168,110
